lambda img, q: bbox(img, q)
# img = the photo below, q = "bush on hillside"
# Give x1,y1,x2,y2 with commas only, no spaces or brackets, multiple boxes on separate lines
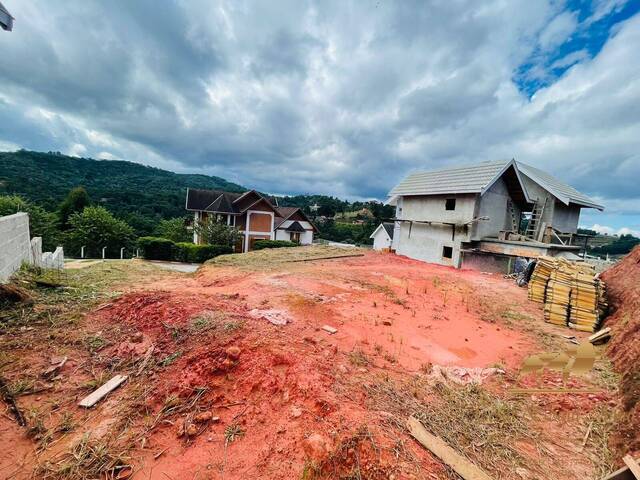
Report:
154,217,192,243
173,242,233,263
138,237,232,263
137,237,175,260
65,206,135,258
253,240,298,250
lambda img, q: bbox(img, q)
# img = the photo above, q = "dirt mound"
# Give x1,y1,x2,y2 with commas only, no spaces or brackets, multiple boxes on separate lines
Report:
601,246,640,456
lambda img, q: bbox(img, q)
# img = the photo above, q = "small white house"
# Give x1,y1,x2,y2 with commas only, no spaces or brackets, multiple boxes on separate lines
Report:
370,222,394,251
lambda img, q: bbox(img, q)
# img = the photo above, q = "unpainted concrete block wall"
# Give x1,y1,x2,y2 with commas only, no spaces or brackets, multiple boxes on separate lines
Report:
0,212,32,283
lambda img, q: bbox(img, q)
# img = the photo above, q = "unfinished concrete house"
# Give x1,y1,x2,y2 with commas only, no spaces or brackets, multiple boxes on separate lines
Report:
387,159,604,271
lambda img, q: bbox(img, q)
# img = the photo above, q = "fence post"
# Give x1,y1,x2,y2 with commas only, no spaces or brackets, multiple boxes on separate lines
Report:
102,247,106,261
136,248,140,258
120,247,125,260
81,246,85,259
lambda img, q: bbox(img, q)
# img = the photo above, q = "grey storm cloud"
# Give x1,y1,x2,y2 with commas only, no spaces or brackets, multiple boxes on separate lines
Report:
0,0,639,226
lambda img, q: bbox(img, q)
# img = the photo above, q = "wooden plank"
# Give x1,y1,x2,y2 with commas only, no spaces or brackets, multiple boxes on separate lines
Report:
601,465,635,480
407,416,493,480
322,325,337,334
623,455,640,479
78,375,127,408
589,327,612,344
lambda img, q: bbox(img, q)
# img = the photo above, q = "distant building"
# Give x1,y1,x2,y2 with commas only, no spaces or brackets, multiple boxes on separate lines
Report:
387,159,604,271
185,188,318,252
0,1,13,31
370,223,394,251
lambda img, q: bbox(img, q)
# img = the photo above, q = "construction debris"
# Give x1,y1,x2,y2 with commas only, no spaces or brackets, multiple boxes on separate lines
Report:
322,325,337,334
407,416,494,480
78,374,128,408
588,327,612,345
42,355,67,378
527,257,608,332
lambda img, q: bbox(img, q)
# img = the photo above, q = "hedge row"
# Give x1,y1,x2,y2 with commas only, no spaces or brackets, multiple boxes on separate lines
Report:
137,237,233,263
252,240,299,250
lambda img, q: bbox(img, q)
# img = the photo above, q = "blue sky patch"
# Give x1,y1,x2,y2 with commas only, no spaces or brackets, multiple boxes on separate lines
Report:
515,0,640,97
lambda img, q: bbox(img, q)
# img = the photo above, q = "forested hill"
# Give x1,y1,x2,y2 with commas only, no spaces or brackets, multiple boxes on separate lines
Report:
0,150,245,234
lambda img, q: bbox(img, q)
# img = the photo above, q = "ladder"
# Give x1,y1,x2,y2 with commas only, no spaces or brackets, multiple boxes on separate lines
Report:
525,197,547,240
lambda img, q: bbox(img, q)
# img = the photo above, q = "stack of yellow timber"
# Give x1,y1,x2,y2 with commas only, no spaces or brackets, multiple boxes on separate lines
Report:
528,256,557,304
568,268,605,332
543,260,575,326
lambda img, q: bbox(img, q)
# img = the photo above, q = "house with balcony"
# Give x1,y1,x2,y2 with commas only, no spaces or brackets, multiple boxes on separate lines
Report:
185,188,317,252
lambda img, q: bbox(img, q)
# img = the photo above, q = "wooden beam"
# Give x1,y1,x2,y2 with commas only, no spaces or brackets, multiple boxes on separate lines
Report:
623,455,640,479
407,417,494,480
78,375,127,408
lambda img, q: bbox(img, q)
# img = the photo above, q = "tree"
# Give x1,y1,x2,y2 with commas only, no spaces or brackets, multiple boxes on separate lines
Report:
591,234,640,256
64,206,136,258
0,195,60,251
58,186,91,229
154,217,192,243
194,219,239,246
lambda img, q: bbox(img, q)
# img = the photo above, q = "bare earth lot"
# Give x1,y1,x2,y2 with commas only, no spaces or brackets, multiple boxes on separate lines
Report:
0,247,620,479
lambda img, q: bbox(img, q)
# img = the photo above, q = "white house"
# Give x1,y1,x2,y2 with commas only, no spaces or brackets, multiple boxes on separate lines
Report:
370,222,394,250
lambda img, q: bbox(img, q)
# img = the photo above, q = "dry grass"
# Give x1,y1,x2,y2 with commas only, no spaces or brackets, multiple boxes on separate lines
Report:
36,434,130,480
206,245,364,269
365,375,537,476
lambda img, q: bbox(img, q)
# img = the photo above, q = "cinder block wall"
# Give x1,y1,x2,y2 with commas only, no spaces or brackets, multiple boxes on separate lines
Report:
0,212,32,283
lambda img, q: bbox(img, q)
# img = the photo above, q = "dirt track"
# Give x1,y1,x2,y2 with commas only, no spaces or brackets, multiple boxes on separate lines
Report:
0,249,620,479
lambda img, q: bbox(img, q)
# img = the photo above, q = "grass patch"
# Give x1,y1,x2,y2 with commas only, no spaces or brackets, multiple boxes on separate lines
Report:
223,320,244,332
36,434,130,480
348,349,369,367
365,377,536,475
224,423,245,444
159,351,182,367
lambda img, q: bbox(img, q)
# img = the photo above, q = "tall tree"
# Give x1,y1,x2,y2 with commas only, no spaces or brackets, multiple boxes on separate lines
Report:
58,186,91,229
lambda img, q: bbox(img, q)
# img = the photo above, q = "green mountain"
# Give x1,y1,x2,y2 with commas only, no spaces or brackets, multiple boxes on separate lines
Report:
0,150,245,235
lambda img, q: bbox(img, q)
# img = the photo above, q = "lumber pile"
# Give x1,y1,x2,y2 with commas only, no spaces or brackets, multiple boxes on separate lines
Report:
528,257,608,332
528,256,555,303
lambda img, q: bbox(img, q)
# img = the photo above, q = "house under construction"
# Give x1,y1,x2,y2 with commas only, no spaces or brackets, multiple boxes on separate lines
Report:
387,159,604,271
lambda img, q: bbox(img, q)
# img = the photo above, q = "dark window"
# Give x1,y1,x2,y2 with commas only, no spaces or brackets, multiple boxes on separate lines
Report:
442,246,453,259
445,198,456,210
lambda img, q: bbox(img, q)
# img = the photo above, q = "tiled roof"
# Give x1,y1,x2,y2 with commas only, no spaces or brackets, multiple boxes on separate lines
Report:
185,188,241,213
388,159,603,210
382,222,394,239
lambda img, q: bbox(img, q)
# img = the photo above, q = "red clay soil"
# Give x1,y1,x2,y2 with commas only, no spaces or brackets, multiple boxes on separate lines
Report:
601,245,640,457
1,251,616,479
114,253,588,479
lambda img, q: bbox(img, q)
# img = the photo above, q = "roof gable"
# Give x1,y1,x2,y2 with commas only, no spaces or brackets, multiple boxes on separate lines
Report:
515,162,604,210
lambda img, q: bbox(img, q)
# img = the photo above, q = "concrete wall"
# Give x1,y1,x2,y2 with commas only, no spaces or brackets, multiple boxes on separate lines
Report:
552,201,581,233
472,177,517,240
0,212,32,283
371,229,392,250
393,194,475,267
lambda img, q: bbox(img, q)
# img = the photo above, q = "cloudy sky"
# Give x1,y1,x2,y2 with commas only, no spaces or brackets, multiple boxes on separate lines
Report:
1,0,639,234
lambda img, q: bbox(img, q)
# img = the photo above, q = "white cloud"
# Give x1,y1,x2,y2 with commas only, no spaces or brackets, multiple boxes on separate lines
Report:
0,0,637,237
588,224,640,237
539,11,579,49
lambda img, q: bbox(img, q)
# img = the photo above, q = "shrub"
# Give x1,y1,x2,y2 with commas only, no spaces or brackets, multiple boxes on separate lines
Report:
154,217,192,243
173,243,232,263
137,237,175,260
253,240,298,250
65,206,135,258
